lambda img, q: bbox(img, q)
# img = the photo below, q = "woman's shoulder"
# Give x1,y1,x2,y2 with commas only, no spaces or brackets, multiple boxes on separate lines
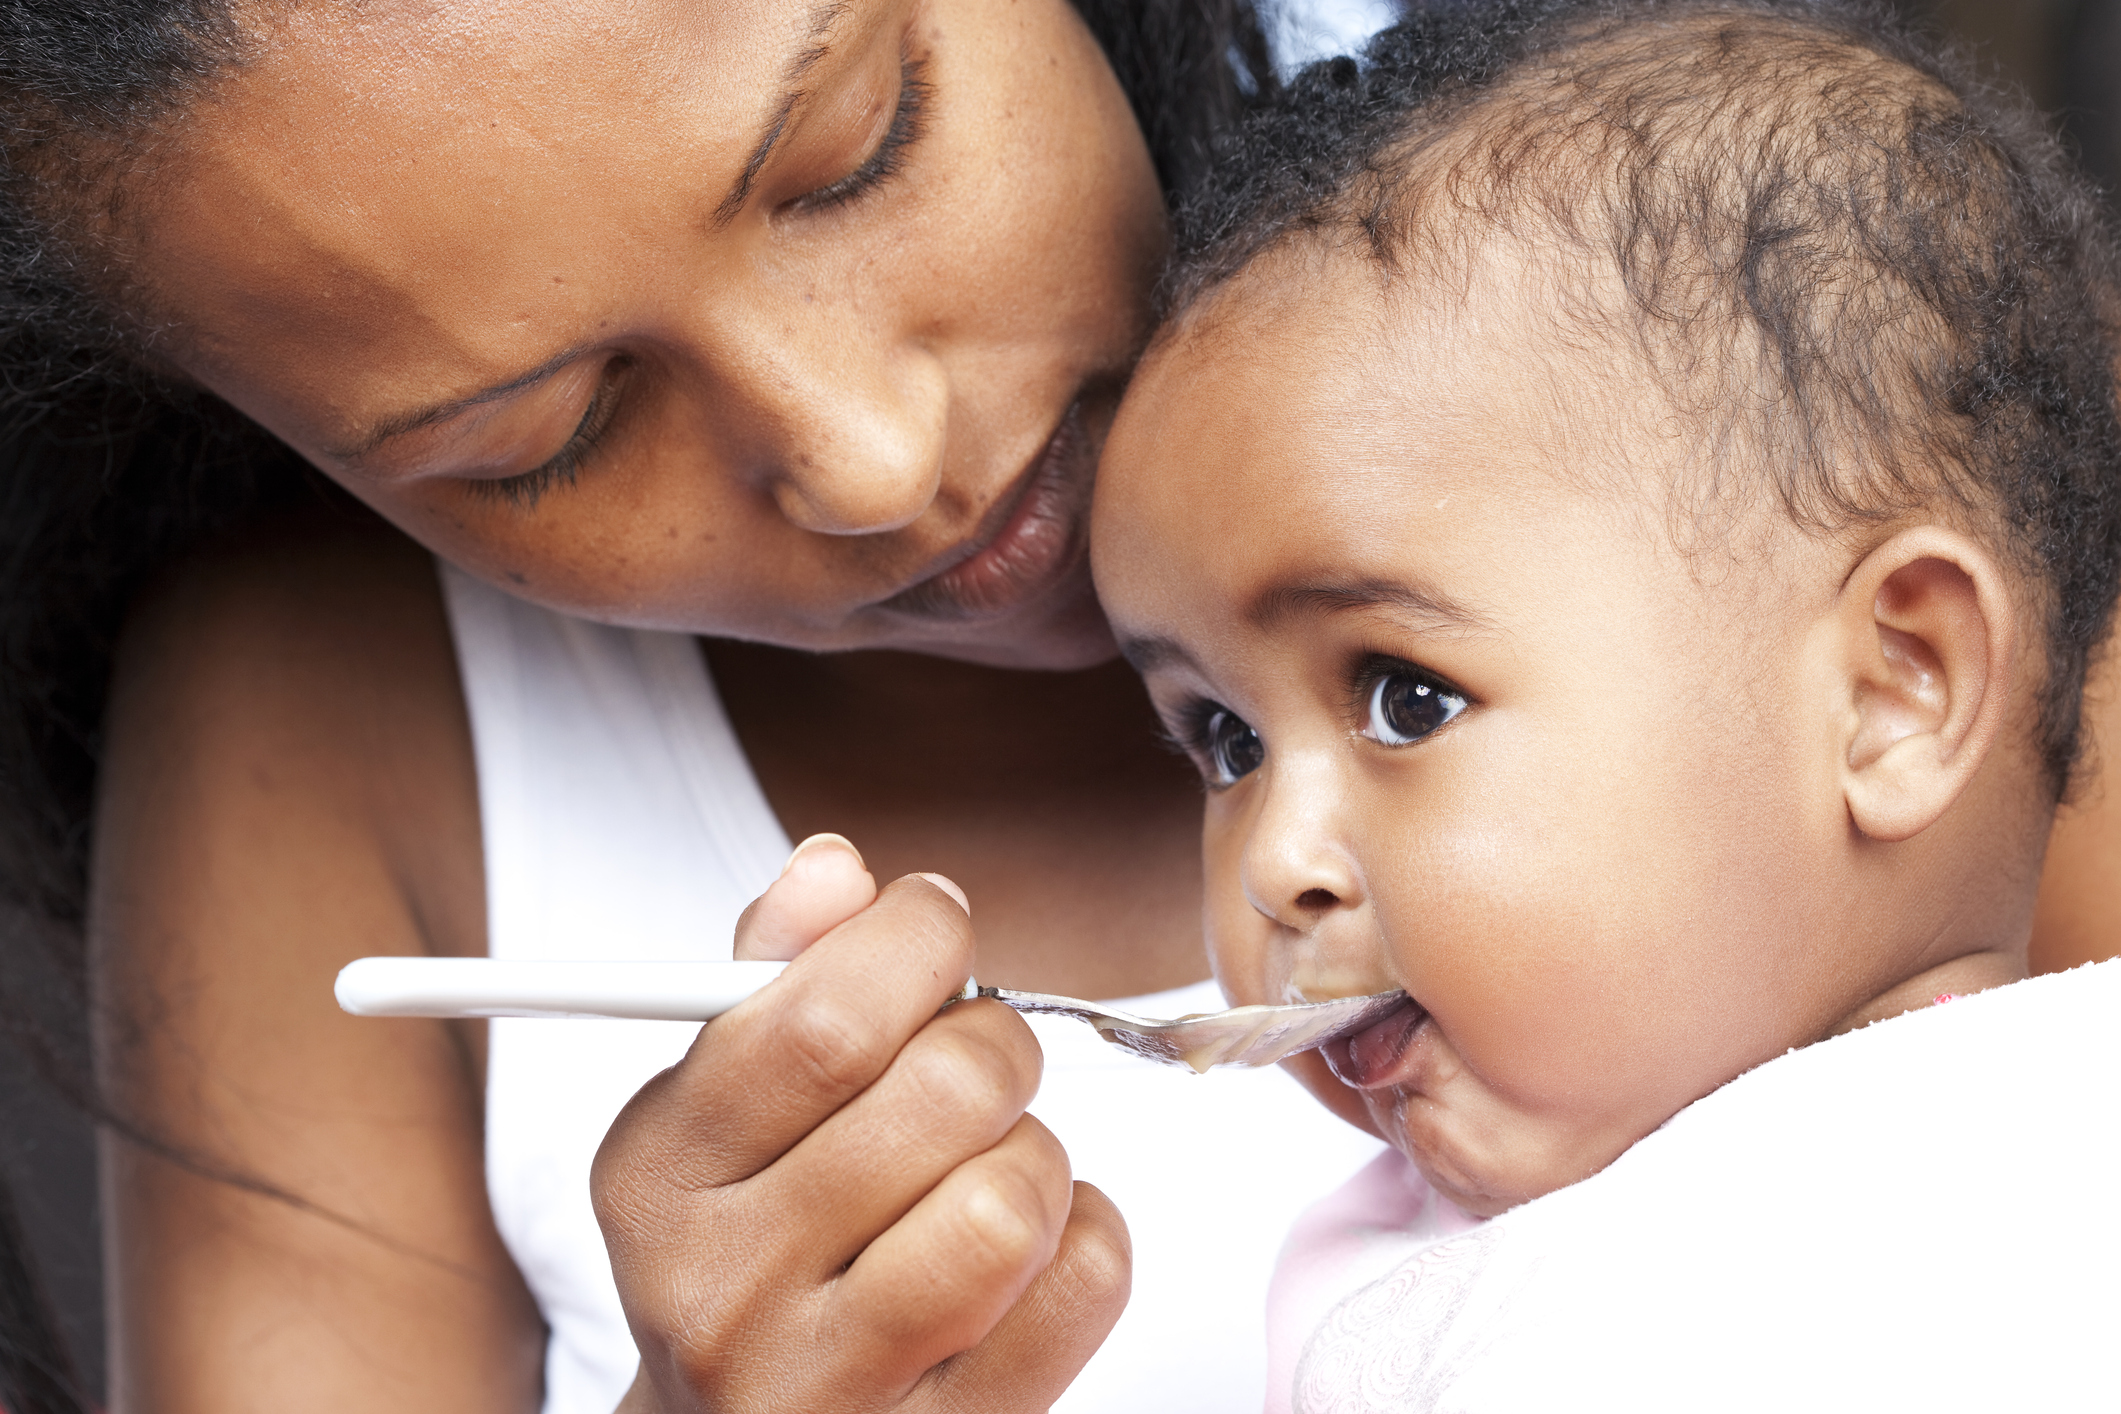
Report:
120,504,455,688
103,506,484,957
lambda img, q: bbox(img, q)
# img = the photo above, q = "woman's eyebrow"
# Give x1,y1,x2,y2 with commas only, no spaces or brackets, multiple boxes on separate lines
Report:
714,0,854,226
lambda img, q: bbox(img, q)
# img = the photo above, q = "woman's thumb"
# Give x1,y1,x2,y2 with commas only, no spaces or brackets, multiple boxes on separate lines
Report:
732,833,879,961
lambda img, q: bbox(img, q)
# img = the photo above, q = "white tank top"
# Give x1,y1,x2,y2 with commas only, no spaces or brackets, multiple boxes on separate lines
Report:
443,569,1387,1414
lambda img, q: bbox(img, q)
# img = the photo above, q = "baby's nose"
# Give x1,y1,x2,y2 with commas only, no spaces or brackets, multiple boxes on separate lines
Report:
1236,771,1391,999
1240,780,1359,930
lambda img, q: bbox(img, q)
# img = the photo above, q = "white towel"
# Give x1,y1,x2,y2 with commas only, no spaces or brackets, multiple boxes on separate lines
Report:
1291,960,2121,1413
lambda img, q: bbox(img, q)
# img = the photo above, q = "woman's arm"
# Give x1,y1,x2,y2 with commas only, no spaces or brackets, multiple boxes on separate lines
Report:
92,515,545,1414
91,514,1128,1413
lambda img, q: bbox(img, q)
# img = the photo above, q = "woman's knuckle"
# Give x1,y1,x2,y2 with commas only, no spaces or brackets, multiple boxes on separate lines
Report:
951,1170,1052,1274
878,877,976,960
1066,1214,1133,1304
901,1028,1019,1121
780,990,890,1094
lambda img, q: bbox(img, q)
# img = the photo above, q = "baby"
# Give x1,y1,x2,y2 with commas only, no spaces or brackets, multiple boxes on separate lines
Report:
1089,0,2121,1404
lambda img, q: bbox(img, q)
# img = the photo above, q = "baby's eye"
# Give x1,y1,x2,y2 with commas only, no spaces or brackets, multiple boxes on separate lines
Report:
1361,668,1468,746
1204,708,1265,786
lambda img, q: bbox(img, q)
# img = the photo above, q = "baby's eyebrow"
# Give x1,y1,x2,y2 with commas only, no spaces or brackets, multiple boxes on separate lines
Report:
1250,577,1493,634
1119,635,1196,674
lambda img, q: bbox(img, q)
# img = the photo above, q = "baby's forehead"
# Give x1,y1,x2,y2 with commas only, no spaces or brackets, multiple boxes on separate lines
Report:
1140,230,1674,493
1103,232,1840,651
1117,247,1663,558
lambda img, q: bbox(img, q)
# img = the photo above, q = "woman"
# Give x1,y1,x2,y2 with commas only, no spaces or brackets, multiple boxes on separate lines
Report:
4,0,1395,1410
0,0,2107,1410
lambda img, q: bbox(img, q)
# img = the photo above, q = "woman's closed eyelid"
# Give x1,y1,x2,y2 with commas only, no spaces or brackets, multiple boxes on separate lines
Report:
786,54,931,215
465,357,633,510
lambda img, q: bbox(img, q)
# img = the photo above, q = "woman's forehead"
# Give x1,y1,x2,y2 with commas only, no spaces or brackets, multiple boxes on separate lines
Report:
167,0,873,253
240,0,829,101
135,0,892,442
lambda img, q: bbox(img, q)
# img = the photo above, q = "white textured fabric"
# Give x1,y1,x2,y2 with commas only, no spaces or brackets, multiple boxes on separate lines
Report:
1290,961,2121,1413
1260,0,1402,78
442,565,1387,1414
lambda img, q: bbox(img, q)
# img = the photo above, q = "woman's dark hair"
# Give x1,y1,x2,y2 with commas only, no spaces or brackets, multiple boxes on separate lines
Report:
0,0,1283,1390
1169,0,2121,799
0,1173,88,1414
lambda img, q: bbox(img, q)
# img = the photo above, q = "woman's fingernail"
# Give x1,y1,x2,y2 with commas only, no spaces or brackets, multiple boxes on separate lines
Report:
916,872,971,915
782,832,863,875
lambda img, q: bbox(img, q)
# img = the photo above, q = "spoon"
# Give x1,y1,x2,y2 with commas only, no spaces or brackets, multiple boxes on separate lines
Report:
333,957,1409,1073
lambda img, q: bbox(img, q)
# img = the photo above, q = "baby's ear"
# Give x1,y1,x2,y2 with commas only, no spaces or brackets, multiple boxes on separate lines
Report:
1831,527,2018,842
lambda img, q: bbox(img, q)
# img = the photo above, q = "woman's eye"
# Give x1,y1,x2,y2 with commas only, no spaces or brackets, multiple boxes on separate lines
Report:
1362,669,1468,747
1205,708,1265,786
793,56,930,212
466,361,630,510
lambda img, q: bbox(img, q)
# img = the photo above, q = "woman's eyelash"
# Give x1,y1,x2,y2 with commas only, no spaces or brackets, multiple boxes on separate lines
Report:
469,362,630,510
796,56,931,212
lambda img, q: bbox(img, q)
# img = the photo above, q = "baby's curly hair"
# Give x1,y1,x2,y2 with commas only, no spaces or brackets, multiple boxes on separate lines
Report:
1167,0,2121,799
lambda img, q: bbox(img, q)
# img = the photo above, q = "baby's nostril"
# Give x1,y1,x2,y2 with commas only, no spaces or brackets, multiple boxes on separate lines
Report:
1296,887,1339,912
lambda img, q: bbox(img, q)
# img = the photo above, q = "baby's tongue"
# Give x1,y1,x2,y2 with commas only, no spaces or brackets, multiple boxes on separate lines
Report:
1327,1002,1426,1089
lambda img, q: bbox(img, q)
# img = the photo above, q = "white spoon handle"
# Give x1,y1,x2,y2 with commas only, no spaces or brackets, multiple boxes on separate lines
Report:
334,957,800,1021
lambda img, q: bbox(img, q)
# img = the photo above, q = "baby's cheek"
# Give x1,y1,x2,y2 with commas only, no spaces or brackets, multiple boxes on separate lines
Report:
1199,812,1269,1000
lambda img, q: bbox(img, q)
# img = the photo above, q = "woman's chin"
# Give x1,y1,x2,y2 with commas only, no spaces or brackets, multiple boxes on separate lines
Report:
882,565,1120,671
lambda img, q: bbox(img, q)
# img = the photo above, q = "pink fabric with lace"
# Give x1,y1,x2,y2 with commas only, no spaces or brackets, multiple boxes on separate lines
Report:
1262,1149,1484,1414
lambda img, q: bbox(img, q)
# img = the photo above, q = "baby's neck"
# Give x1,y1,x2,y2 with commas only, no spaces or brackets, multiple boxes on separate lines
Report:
1825,949,2027,1039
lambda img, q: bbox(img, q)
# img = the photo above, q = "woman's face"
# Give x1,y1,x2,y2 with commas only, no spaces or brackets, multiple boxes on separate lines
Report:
133,0,1165,668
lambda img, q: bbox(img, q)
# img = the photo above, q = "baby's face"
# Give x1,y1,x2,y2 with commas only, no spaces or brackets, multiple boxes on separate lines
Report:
1093,248,1895,1214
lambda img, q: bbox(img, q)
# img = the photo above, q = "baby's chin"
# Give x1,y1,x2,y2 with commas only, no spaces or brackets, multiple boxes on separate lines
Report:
1371,1091,1535,1219
1326,1009,1645,1218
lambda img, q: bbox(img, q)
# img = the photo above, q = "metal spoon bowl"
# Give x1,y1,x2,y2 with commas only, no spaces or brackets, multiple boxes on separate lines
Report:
971,984,1411,1071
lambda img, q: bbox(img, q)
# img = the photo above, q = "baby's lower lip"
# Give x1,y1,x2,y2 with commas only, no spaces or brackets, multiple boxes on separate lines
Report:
1325,1001,1428,1089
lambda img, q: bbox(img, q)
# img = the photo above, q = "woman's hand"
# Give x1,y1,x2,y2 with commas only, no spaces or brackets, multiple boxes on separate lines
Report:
594,837,1131,1414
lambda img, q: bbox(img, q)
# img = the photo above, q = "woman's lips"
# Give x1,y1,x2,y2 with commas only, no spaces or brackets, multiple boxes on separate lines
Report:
1325,1000,1430,1089
880,407,1091,622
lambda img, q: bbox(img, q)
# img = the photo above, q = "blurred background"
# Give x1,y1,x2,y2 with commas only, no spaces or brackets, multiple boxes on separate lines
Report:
0,0,2116,1405
1919,0,2121,202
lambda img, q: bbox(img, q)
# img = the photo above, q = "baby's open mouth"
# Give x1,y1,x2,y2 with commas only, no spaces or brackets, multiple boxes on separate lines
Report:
1325,999,1430,1089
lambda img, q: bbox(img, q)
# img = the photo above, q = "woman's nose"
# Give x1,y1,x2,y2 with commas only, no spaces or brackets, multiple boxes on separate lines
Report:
702,290,950,537
1239,751,1363,933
